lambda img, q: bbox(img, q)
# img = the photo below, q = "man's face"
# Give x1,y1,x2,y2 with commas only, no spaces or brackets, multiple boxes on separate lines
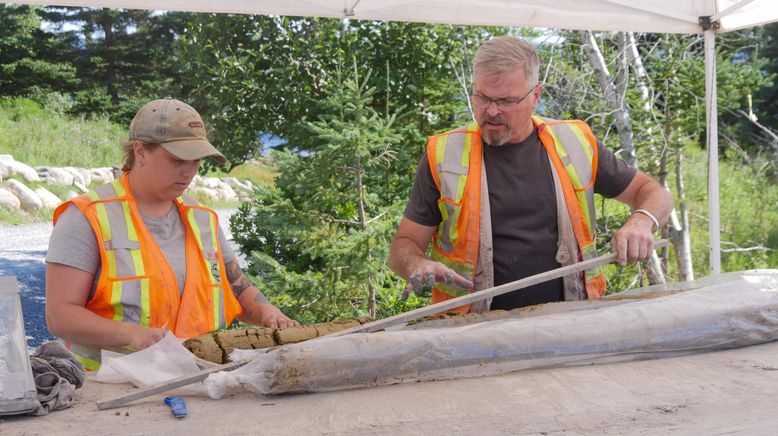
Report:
472,69,541,146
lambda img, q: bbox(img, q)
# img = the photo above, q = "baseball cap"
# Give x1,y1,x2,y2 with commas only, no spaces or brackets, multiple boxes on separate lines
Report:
129,98,227,164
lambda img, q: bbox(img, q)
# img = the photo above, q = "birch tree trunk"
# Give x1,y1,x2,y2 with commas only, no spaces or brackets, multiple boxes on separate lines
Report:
667,152,695,281
580,31,636,167
581,31,665,284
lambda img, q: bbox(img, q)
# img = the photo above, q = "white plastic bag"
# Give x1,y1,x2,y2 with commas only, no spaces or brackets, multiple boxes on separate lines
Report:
95,332,215,395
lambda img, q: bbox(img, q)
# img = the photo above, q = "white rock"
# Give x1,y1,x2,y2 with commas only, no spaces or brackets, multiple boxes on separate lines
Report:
34,187,62,209
45,167,75,186
214,184,239,202
5,179,42,212
203,177,222,189
89,167,115,184
0,187,20,210
0,155,13,163
64,167,90,189
187,186,220,202
66,190,80,200
222,177,252,192
0,160,40,182
191,175,206,187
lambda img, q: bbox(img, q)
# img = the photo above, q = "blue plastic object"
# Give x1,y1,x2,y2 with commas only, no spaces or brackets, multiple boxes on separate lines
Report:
164,396,187,419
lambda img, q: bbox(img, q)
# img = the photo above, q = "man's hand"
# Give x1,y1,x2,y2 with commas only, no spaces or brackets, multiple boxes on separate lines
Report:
255,302,300,329
611,212,656,265
401,260,473,300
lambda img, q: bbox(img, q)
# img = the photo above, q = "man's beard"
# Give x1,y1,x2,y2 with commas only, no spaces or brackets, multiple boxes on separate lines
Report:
479,116,511,146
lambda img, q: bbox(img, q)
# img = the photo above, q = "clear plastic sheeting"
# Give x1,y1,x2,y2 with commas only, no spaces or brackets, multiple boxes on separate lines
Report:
205,270,778,396
0,276,40,415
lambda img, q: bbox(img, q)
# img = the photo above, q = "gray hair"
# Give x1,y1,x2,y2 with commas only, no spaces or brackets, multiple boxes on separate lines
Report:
473,36,540,87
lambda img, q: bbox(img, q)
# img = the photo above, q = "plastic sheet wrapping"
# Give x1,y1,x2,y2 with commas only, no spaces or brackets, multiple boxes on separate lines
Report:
205,270,778,396
0,276,40,415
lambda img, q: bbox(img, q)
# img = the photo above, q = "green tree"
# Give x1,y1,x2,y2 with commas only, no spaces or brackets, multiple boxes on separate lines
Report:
177,15,502,169
42,7,191,122
230,64,419,322
0,4,78,97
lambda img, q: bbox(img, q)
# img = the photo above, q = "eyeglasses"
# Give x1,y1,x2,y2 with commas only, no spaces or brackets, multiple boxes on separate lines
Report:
472,84,538,110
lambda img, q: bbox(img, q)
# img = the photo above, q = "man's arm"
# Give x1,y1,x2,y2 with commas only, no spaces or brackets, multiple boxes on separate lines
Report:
388,217,473,298
611,170,674,264
225,259,299,329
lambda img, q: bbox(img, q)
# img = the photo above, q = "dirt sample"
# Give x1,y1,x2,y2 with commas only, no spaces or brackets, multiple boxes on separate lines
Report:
184,317,373,364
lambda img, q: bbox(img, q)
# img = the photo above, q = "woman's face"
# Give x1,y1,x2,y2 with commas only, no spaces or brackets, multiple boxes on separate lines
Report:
136,144,200,201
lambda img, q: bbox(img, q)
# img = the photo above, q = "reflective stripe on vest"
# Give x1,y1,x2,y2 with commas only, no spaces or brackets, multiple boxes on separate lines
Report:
427,117,606,306
183,200,227,330
534,116,606,297
427,122,482,309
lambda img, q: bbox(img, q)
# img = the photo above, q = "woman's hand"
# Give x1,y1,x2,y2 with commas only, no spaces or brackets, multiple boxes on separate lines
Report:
255,302,300,329
121,324,167,351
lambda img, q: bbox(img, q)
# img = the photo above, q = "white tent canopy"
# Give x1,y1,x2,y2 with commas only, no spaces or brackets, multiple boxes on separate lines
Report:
9,0,778,34
5,0,778,274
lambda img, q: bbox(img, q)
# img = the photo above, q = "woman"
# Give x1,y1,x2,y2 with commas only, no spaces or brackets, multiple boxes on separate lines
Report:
46,98,298,370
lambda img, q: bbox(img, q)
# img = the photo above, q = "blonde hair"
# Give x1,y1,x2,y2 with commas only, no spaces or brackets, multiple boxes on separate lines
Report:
473,36,540,87
121,140,159,172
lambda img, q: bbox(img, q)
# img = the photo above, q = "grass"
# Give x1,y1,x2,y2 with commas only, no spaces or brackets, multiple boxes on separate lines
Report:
0,98,125,168
0,97,273,224
206,159,277,187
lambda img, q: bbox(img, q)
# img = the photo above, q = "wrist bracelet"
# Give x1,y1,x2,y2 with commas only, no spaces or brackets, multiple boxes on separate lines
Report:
632,208,659,232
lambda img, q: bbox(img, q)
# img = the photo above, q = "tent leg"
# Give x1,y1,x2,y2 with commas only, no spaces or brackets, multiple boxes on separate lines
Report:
704,28,721,275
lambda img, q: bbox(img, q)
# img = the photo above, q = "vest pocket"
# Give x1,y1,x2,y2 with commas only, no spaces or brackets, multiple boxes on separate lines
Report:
102,276,151,326
104,238,143,279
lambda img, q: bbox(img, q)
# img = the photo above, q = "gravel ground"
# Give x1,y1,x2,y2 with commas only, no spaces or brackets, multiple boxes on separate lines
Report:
0,208,240,349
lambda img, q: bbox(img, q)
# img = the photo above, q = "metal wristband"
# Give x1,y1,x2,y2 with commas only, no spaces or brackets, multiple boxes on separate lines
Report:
632,208,659,232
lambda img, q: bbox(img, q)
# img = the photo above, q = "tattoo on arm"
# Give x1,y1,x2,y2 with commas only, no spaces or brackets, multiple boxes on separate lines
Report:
226,260,252,298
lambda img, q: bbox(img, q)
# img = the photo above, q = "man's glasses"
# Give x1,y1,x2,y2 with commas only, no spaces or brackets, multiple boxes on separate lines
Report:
472,83,538,111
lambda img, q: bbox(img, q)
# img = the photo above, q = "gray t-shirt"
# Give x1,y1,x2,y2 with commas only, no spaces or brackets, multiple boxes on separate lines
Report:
404,127,636,310
47,204,237,299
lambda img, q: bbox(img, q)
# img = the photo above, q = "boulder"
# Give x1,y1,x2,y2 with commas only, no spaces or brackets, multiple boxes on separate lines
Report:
89,167,115,184
0,187,20,210
5,179,42,211
66,190,80,200
0,160,40,182
187,186,220,203
203,177,222,190
34,187,63,209
222,176,247,191
63,167,89,191
45,167,75,186
214,184,239,202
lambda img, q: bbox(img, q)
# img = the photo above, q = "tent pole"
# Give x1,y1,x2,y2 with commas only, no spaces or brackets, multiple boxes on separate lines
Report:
704,27,721,275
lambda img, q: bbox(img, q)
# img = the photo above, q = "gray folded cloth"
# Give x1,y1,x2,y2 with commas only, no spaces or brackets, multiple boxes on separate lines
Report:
33,341,85,388
29,341,86,416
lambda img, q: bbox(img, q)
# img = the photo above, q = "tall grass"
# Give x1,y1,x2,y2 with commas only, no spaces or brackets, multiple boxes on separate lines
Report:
0,98,125,167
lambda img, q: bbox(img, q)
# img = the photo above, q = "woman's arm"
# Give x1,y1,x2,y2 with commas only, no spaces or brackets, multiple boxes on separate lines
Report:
225,260,300,329
45,262,165,350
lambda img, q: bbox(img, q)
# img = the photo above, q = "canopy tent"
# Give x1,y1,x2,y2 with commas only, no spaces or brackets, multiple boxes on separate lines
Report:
5,0,778,274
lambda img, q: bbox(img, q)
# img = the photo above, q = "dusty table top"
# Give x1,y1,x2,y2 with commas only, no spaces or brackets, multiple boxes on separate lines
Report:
4,341,778,435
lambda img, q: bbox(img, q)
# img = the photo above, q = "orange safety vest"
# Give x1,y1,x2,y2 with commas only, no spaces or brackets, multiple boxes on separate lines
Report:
53,173,243,370
426,116,607,313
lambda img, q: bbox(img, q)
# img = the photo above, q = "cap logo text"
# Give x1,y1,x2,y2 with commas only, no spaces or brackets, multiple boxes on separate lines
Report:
189,121,203,128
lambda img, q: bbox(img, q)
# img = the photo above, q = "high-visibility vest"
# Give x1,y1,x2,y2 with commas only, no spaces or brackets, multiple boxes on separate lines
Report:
52,173,243,370
427,116,607,313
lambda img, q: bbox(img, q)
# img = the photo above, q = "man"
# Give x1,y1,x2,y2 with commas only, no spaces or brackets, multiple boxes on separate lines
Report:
388,36,673,314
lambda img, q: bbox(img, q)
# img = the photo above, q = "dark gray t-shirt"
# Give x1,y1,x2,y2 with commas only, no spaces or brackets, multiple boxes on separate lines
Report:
47,204,237,299
404,126,636,310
